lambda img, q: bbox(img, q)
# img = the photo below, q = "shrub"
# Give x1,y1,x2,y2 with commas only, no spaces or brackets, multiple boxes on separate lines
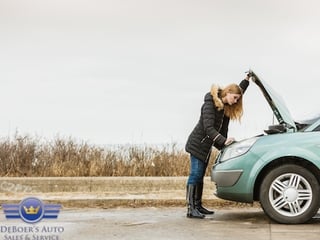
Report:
0,134,218,177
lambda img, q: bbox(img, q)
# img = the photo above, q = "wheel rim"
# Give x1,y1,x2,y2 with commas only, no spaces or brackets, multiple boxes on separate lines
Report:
269,173,313,217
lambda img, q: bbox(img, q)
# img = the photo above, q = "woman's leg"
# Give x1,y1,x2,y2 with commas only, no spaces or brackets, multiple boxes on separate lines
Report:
186,155,206,218
194,159,214,214
187,155,206,185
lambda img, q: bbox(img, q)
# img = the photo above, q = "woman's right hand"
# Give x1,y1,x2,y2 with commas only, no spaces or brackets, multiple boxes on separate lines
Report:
225,137,235,146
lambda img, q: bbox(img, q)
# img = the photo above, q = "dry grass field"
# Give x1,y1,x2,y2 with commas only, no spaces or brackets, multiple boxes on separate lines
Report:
0,134,218,177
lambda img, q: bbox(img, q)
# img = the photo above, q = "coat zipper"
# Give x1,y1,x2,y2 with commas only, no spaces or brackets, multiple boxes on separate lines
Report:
204,111,225,162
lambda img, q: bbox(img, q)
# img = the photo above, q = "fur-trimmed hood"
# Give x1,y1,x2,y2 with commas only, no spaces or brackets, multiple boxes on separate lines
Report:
210,85,224,111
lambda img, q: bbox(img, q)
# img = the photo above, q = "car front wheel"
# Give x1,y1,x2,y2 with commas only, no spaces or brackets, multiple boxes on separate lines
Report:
259,164,320,224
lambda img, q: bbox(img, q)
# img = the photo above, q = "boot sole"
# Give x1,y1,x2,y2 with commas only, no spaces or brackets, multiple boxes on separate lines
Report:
186,214,205,219
199,211,214,215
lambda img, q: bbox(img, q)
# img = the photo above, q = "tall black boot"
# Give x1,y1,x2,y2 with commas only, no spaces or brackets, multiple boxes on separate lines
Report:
186,184,205,219
195,183,214,215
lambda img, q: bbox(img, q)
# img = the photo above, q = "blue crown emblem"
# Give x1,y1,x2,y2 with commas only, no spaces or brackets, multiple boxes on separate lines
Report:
2,197,61,224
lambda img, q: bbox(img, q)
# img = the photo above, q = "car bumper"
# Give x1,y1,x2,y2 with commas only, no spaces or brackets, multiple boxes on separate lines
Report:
211,169,243,187
210,151,260,203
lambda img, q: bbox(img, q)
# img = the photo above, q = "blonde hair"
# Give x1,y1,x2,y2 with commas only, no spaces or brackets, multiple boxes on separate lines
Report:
220,84,243,121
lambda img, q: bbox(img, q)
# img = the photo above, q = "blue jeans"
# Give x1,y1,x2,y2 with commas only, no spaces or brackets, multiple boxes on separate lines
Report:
187,155,208,185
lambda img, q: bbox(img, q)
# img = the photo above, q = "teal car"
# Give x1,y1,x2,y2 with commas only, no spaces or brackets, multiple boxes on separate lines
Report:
211,71,320,224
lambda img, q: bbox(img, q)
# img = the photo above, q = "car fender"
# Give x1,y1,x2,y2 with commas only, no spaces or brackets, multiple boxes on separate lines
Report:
248,144,320,200
254,145,320,168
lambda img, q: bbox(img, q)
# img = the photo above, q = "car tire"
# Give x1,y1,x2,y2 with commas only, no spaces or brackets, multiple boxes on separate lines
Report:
259,164,320,224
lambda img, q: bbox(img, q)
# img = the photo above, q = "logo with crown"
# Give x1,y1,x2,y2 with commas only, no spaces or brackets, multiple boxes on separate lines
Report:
2,197,61,224
23,205,40,215
19,197,44,223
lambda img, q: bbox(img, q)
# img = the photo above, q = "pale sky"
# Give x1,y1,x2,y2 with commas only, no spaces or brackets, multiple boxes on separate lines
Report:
1,0,319,146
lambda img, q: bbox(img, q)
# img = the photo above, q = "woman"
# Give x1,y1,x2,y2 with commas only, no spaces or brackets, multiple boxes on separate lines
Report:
185,74,250,218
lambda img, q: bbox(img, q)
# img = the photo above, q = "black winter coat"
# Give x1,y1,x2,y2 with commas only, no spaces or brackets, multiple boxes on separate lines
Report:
185,80,249,162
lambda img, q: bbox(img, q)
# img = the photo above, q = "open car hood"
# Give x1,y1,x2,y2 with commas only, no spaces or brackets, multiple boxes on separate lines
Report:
250,71,297,131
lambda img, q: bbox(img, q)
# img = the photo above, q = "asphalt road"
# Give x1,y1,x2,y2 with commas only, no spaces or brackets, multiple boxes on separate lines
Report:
1,207,320,240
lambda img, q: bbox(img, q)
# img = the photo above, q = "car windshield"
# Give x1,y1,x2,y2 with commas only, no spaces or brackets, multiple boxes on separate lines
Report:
295,114,320,131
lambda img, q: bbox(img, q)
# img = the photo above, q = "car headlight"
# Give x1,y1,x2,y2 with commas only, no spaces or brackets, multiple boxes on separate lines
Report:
219,137,258,162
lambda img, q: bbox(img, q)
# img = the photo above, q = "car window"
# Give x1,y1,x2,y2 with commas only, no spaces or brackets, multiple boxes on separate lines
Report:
296,123,309,131
314,125,320,131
